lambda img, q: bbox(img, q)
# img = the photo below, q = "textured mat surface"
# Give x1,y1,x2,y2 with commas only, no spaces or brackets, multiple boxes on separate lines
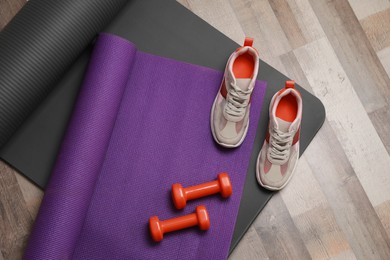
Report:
0,0,129,148
24,34,267,259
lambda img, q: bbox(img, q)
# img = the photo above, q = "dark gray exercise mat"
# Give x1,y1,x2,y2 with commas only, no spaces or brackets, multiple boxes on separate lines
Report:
0,0,129,148
0,0,325,254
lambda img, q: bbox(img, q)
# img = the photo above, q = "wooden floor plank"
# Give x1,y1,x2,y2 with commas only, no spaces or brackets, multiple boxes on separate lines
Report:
348,0,390,20
268,0,307,49
304,121,390,259
285,0,326,44
377,46,390,77
375,201,390,239
294,37,390,208
295,38,390,254
360,8,390,53
329,250,357,260
0,0,25,30
5,235,27,260
14,172,43,220
343,175,390,258
280,157,354,259
229,226,269,260
309,0,390,113
0,162,33,259
369,104,390,155
293,205,353,259
253,193,312,260
280,51,314,94
229,0,292,59
280,157,327,217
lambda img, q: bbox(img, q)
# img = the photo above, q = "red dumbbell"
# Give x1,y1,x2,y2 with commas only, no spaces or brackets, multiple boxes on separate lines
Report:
171,172,232,209
149,205,210,242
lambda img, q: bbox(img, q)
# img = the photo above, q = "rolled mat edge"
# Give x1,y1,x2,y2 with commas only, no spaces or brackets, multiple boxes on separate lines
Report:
0,0,129,148
23,33,136,259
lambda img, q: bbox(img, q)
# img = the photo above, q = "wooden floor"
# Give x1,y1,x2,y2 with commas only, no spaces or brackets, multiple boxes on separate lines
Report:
1,0,390,259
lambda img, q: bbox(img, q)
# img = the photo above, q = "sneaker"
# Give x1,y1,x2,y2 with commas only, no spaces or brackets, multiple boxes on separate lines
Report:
256,81,302,190
211,37,259,148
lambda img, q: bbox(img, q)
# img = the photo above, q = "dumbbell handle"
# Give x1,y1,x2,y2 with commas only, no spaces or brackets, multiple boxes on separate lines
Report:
160,213,198,233
185,181,221,200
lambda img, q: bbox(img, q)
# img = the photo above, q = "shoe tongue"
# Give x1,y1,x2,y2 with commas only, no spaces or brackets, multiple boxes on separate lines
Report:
235,78,252,91
275,118,292,132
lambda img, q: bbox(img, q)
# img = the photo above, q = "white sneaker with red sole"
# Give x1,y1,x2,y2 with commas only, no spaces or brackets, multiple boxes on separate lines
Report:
256,81,302,190
211,37,259,148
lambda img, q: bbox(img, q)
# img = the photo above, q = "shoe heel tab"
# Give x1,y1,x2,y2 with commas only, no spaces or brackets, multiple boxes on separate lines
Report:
277,80,296,96
235,37,259,55
285,80,295,89
244,37,254,47
284,80,302,98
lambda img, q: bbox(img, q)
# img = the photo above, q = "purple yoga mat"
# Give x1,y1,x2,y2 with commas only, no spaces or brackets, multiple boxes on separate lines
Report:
24,33,267,259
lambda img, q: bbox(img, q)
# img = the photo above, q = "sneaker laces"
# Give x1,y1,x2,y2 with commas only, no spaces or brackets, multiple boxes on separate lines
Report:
269,127,294,163
224,83,252,119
